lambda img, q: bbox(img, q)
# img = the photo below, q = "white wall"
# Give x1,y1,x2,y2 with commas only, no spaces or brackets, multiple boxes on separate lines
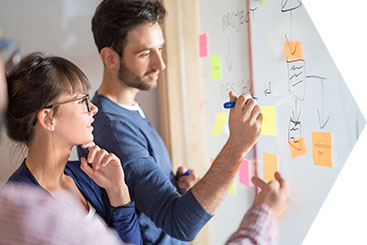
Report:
0,0,160,182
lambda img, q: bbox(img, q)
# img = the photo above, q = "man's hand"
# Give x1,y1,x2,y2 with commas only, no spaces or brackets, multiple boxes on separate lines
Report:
227,91,262,157
252,172,290,221
175,166,200,194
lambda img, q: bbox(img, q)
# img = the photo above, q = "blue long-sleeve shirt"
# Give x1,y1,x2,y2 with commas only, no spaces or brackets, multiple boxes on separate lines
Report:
78,93,212,244
7,160,142,245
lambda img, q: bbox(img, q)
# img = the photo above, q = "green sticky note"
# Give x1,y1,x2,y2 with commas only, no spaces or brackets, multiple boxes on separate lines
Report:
261,106,277,136
228,181,236,195
211,113,227,136
210,54,222,80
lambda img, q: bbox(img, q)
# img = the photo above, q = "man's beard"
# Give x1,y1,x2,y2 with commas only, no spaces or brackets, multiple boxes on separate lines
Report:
118,59,158,91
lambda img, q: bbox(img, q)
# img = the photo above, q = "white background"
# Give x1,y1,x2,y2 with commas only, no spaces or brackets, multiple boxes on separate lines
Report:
303,0,367,244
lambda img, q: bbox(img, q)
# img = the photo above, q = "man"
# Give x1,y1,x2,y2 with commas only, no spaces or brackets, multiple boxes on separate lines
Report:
78,0,272,244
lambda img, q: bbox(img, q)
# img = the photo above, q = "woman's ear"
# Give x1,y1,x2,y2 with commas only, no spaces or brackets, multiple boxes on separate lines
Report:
37,109,55,131
100,47,120,70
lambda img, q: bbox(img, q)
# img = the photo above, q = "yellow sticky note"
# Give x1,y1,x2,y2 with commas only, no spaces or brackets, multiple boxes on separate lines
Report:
263,152,277,182
289,137,307,158
312,132,332,167
228,181,236,195
211,113,226,136
261,106,277,136
210,54,222,80
284,41,304,61
260,0,264,5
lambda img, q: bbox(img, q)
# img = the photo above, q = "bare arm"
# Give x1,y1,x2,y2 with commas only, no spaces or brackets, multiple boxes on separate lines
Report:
192,92,262,214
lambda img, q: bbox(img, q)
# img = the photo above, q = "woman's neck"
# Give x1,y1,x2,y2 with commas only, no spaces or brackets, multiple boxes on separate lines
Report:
26,136,72,193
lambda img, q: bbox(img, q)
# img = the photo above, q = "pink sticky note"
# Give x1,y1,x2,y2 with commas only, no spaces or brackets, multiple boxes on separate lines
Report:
239,159,253,187
199,33,208,58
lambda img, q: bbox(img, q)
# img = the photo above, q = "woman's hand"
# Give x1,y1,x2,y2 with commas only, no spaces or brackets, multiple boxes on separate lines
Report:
80,142,130,207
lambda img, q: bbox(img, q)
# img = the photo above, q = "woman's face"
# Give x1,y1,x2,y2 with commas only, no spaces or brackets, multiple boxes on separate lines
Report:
52,92,97,147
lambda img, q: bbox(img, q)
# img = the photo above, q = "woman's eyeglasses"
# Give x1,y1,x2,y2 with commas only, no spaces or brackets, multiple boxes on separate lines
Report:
0,38,21,74
44,94,91,113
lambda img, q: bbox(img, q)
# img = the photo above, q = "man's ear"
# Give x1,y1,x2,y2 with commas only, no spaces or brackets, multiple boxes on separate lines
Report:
100,47,120,70
37,109,55,131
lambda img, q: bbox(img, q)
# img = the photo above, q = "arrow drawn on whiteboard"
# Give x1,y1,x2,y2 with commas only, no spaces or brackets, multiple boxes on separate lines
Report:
225,38,233,71
281,0,303,12
264,81,272,96
307,75,330,129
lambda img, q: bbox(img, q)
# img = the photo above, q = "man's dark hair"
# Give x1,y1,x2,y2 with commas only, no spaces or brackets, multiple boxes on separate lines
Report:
92,0,166,57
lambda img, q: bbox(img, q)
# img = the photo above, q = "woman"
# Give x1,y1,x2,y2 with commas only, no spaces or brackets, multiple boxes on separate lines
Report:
5,52,141,244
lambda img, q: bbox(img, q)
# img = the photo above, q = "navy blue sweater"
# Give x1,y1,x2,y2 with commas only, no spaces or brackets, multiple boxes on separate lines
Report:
78,93,212,244
7,160,142,245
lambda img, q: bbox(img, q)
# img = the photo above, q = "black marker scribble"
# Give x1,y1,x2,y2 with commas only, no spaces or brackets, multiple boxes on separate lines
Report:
225,37,233,71
264,81,272,96
281,0,303,13
245,7,258,23
287,59,306,101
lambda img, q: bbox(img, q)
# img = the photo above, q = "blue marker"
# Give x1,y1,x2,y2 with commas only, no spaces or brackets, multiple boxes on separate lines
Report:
183,170,190,176
223,97,258,109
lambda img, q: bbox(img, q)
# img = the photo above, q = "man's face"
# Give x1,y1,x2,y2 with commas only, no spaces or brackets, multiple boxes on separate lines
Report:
118,22,166,91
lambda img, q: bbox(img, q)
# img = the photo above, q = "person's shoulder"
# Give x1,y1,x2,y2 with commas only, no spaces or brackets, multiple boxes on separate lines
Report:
7,160,36,185
92,92,139,121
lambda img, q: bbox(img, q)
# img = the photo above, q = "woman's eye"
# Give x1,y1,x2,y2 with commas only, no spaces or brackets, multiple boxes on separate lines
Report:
78,98,86,104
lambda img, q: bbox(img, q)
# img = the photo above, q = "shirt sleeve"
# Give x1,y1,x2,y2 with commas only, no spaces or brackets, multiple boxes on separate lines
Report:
225,205,278,245
108,118,212,241
108,201,142,245
0,183,123,245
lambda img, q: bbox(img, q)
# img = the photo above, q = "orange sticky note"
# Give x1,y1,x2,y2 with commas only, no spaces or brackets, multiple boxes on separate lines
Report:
239,159,253,187
312,132,333,167
284,41,304,61
289,137,307,158
210,157,215,165
263,152,277,182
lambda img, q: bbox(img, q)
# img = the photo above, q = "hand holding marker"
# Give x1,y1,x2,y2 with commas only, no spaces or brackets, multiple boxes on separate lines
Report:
223,96,259,109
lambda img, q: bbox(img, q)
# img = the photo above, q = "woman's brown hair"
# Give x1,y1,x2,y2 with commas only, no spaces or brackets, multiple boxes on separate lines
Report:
6,52,91,145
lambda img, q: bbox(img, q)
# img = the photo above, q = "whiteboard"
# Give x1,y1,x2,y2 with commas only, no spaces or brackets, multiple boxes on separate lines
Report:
199,0,255,244
199,0,366,244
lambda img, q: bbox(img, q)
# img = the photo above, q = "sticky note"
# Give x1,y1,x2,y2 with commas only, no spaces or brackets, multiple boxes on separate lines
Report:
260,0,264,5
284,41,304,61
261,106,277,136
222,118,230,135
239,159,254,187
211,113,226,136
199,33,208,58
210,157,215,165
228,181,236,195
289,137,307,158
263,152,277,182
210,54,222,80
312,132,332,167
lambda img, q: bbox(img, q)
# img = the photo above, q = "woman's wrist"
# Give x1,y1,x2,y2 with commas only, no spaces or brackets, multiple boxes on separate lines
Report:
106,184,131,207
